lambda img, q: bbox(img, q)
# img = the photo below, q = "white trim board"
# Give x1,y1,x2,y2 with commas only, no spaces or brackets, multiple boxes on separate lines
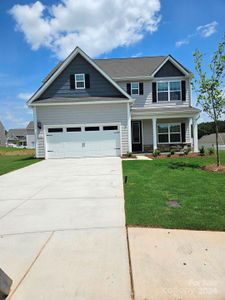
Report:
30,99,133,107
28,47,132,106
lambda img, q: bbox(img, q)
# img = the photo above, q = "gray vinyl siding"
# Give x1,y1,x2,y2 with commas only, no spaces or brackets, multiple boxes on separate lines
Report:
35,103,129,158
38,54,125,100
155,61,185,77
117,78,191,108
142,118,191,148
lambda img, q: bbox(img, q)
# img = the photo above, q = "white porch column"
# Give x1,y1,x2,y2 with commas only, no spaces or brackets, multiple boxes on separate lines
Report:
127,103,132,153
152,117,157,150
192,117,198,152
33,107,38,158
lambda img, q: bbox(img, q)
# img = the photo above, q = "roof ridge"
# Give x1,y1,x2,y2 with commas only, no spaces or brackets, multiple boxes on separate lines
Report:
94,55,167,61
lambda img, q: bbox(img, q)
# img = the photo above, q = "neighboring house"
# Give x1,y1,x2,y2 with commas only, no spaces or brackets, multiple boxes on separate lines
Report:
7,129,27,147
27,47,200,159
26,121,35,149
0,121,7,146
199,133,225,150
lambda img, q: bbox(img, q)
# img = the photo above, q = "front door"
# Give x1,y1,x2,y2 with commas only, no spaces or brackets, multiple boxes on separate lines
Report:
132,121,142,152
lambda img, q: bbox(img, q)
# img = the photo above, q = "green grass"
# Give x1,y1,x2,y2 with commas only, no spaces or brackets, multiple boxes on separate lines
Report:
0,147,42,176
123,152,225,231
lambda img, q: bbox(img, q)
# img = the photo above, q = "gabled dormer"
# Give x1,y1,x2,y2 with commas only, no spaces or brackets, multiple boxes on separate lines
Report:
151,56,191,106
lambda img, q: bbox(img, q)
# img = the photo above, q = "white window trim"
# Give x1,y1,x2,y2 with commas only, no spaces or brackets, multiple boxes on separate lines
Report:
75,73,85,89
157,123,181,144
131,82,140,95
156,80,181,102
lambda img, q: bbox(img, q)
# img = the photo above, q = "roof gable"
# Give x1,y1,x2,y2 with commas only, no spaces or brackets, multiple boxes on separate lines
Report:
28,47,131,105
154,60,185,77
37,54,127,101
152,56,190,77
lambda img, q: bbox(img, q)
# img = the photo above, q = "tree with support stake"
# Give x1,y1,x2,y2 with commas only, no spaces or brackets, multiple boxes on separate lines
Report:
193,34,225,166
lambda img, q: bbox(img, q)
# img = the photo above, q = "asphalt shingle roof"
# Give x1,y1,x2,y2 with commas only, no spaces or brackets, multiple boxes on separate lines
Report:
26,121,34,130
94,56,167,78
7,129,27,138
43,56,167,83
33,97,128,104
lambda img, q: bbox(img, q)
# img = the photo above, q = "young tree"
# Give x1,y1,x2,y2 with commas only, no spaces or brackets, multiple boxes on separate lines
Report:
193,34,225,166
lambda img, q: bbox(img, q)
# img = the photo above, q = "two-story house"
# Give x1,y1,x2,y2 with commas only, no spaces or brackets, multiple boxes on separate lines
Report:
28,47,200,159
0,121,7,147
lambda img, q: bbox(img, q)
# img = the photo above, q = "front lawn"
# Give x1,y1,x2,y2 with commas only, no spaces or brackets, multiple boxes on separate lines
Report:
0,147,42,176
123,152,225,231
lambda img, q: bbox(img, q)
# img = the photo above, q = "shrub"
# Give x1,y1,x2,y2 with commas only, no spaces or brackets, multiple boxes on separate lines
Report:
199,146,205,156
183,148,191,156
208,147,215,156
170,149,175,155
153,149,161,157
125,152,134,158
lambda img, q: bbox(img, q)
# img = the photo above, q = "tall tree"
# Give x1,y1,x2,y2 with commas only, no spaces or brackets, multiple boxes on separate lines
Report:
193,34,225,166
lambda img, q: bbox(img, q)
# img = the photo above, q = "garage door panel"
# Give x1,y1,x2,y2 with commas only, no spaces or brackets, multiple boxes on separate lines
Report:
46,125,120,158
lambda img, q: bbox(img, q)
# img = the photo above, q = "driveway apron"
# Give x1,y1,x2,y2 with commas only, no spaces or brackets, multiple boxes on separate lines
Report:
0,158,131,300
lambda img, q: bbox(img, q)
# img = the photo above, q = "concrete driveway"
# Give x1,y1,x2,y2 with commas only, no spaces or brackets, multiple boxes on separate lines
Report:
0,158,131,300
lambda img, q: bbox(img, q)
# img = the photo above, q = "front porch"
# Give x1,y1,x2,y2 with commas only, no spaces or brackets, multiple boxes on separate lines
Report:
131,113,199,153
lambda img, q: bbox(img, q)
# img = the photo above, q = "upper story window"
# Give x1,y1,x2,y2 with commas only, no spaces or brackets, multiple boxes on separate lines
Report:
75,74,85,89
127,82,144,95
131,82,139,95
157,80,181,102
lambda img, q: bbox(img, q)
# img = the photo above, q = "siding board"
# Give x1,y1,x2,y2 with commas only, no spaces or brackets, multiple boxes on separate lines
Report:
36,103,129,157
39,54,125,100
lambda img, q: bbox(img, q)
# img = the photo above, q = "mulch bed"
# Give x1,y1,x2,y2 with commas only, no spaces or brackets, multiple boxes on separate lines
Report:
146,153,200,159
202,164,225,173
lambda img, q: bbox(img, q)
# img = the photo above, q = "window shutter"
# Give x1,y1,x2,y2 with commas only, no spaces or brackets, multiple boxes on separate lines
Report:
85,74,90,88
181,123,186,142
127,83,131,95
139,82,144,95
181,80,186,101
70,74,75,89
152,82,157,102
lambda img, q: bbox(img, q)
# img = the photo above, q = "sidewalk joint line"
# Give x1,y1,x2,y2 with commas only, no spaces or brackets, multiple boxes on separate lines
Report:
8,231,54,299
126,226,135,300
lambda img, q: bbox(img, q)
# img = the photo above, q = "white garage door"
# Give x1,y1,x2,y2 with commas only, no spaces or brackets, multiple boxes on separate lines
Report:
45,124,121,158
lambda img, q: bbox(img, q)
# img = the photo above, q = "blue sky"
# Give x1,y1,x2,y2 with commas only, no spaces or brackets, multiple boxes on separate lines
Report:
0,0,224,129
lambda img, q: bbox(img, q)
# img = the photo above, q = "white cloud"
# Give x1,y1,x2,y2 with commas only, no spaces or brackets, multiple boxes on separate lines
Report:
175,39,189,47
132,52,143,58
176,21,218,47
10,0,161,59
197,21,218,38
5,112,28,127
17,92,33,101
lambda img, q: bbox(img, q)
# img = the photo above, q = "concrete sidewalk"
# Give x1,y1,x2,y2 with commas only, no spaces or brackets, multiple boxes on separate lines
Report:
0,158,131,300
128,227,225,300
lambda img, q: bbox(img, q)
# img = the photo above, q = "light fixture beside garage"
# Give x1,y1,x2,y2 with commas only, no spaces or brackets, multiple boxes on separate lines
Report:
37,121,42,129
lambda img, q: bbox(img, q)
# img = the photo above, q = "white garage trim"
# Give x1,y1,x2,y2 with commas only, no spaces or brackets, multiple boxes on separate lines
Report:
44,123,122,159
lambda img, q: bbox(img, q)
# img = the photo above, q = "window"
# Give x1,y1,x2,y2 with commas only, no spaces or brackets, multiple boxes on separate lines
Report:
158,124,181,143
48,128,63,133
103,126,118,131
66,127,81,132
85,126,100,131
75,74,85,89
157,81,181,102
131,82,139,95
